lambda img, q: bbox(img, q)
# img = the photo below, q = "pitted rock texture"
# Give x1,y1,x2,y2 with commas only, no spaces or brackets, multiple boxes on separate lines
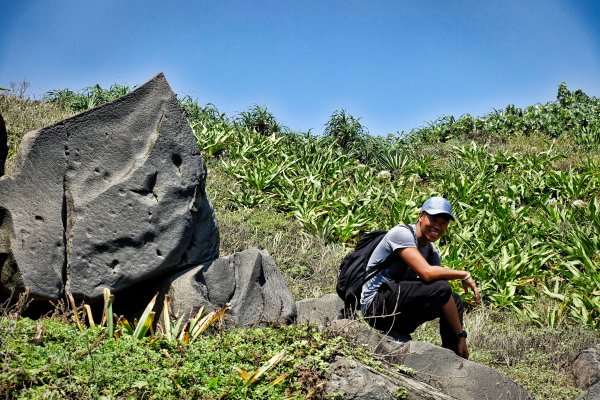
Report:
166,248,296,327
0,73,219,300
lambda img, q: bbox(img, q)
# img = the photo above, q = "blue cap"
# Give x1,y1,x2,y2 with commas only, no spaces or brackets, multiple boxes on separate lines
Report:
421,197,455,221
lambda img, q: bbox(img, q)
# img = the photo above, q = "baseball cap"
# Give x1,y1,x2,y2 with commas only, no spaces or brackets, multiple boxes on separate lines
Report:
421,197,455,221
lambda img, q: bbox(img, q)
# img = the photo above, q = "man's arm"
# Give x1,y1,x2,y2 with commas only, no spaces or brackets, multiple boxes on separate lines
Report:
397,247,481,304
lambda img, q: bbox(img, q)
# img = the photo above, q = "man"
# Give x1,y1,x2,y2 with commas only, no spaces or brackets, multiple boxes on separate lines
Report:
360,196,481,359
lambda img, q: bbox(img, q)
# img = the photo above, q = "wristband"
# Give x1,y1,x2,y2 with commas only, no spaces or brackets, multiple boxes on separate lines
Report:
461,272,471,281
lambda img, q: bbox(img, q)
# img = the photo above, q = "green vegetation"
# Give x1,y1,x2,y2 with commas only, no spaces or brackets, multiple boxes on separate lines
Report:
323,109,367,152
406,82,600,144
1,80,599,399
188,84,600,329
0,306,357,399
45,83,130,113
0,82,73,164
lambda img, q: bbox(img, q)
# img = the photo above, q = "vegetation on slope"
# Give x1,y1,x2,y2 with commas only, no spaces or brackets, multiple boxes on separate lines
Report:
181,85,600,330
0,300,361,399
0,80,599,399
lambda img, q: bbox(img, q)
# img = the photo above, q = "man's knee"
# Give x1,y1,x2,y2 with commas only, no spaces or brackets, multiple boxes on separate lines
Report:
429,280,452,302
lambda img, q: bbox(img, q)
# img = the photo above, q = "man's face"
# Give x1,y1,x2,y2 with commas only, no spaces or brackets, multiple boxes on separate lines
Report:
418,212,450,242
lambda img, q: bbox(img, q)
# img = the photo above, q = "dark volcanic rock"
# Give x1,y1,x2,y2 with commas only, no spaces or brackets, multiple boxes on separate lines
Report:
165,248,296,327
0,73,219,301
326,356,455,400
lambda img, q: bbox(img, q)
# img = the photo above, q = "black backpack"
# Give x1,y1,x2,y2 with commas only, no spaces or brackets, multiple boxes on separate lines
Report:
336,224,416,311
335,229,393,311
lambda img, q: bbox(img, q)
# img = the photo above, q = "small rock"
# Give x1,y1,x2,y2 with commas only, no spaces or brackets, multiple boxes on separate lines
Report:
296,294,344,328
573,346,600,390
166,248,296,327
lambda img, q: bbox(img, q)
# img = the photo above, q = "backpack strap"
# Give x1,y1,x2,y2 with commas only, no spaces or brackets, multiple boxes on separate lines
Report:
360,223,413,286
361,253,393,286
404,223,416,241
404,223,433,261
361,223,433,286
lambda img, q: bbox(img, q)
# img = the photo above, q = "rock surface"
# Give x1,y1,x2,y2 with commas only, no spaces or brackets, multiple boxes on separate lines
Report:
165,248,296,326
579,382,600,400
328,318,411,364
401,341,534,400
573,346,600,390
295,293,344,328
326,356,455,400
0,73,219,301
327,318,534,400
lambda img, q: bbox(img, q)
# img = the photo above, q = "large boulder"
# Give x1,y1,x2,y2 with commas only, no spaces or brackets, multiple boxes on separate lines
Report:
0,73,219,301
165,248,296,326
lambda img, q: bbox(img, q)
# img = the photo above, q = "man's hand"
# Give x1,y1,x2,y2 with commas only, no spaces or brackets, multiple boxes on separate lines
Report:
462,276,482,305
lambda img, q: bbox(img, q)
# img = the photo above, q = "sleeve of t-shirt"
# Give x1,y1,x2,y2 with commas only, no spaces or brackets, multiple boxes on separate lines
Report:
386,225,417,253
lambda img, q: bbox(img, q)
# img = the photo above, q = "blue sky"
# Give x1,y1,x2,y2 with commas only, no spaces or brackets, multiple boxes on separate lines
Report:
1,1,599,135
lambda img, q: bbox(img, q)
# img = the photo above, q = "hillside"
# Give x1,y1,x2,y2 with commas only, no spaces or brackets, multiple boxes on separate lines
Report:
1,81,599,399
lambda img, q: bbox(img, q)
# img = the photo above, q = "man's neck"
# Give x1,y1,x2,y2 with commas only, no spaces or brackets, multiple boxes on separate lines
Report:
415,221,429,246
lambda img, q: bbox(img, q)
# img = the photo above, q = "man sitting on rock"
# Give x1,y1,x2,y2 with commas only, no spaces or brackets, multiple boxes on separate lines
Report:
360,196,481,359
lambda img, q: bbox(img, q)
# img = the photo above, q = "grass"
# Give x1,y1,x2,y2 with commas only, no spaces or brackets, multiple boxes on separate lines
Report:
0,313,356,399
0,82,73,169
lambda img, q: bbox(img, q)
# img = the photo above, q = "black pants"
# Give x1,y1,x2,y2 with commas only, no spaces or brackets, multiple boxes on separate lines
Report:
364,280,464,353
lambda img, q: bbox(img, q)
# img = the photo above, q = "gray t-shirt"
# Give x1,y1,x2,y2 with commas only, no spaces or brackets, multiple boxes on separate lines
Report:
360,224,441,311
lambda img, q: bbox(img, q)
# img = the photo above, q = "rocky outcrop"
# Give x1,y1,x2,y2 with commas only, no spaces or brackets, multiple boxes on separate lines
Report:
401,341,534,400
165,248,296,326
326,357,454,400
328,318,411,363
0,74,219,301
326,318,534,400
